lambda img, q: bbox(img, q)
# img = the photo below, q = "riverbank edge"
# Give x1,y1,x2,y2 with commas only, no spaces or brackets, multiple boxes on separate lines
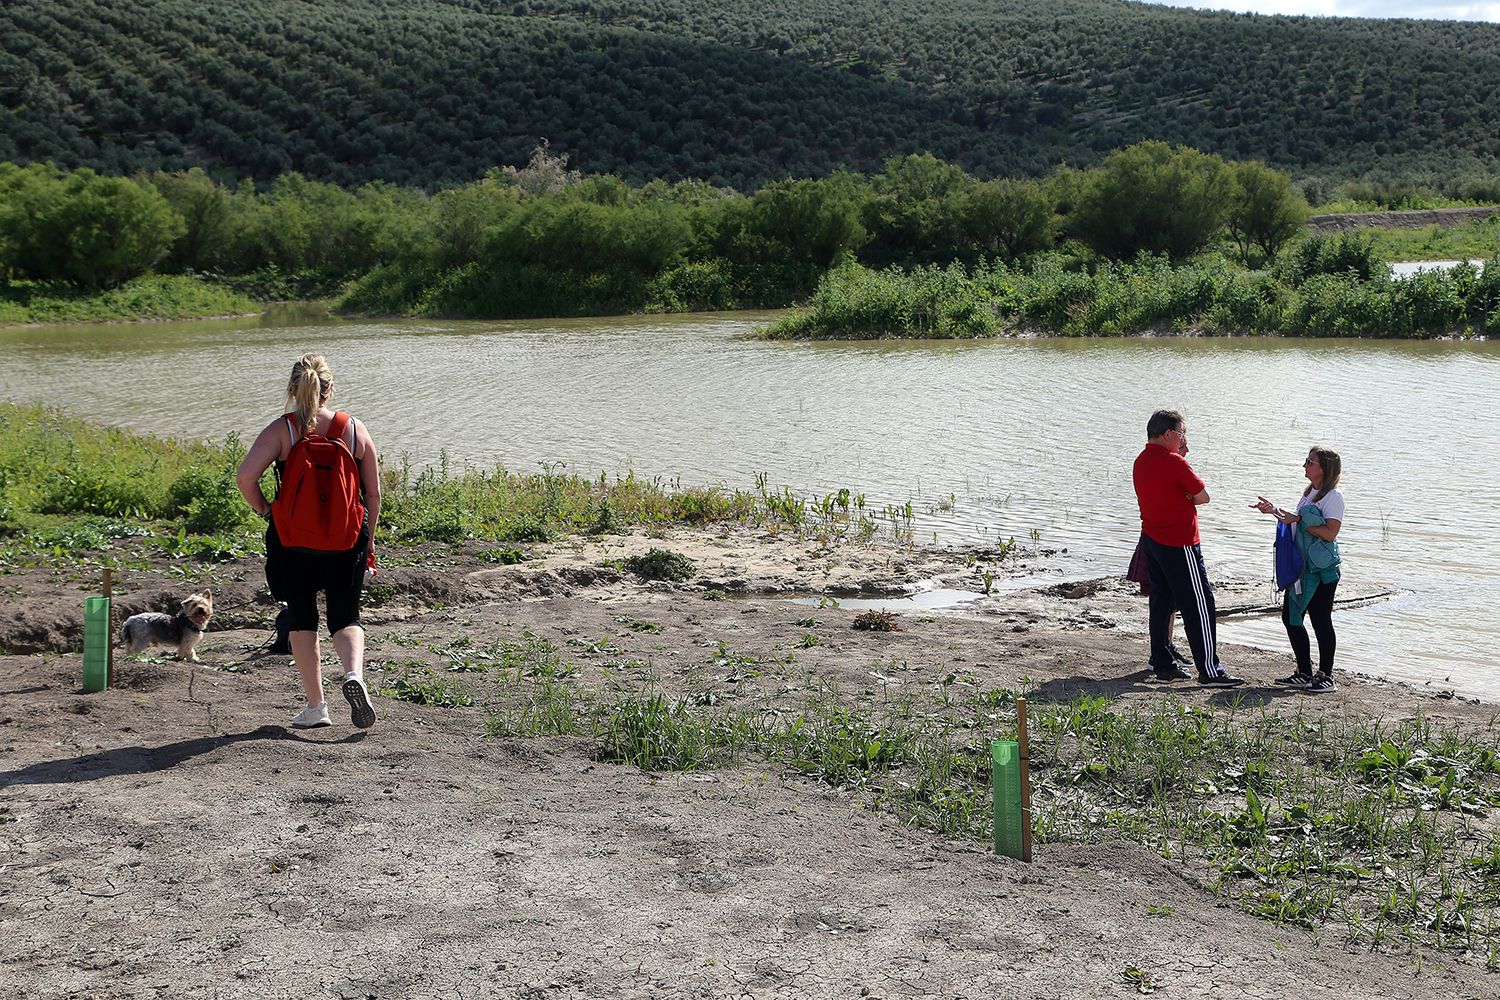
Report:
11,297,1492,341
759,317,1495,342
0,274,264,329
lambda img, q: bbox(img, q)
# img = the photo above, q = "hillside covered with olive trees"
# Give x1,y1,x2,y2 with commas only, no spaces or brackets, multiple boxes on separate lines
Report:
3,0,1500,195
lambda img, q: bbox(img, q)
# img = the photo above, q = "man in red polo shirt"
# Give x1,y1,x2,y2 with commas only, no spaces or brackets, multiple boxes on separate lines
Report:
1133,409,1244,687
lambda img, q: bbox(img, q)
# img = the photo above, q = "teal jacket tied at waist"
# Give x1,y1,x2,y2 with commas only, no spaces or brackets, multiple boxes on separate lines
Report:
1288,502,1341,626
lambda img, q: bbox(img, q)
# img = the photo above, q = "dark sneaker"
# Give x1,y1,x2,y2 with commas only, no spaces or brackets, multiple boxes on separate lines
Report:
342,676,377,729
1152,664,1193,681
1275,672,1314,687
1302,674,1337,694
1199,673,1247,688
1169,645,1191,666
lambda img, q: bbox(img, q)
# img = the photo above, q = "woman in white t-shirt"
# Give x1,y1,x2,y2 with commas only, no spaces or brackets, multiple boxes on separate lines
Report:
1253,446,1344,693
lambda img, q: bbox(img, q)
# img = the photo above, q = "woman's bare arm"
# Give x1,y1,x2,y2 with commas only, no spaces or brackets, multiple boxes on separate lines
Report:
356,421,381,539
236,421,284,515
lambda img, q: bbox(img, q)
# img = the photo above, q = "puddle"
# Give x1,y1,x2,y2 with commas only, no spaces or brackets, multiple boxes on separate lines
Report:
790,587,986,612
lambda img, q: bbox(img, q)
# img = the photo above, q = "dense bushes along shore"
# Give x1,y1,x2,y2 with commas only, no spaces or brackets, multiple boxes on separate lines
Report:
2,143,1496,334
768,241,1500,340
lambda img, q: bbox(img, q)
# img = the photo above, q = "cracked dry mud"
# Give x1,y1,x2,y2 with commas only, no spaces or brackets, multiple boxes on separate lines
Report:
2,526,1495,999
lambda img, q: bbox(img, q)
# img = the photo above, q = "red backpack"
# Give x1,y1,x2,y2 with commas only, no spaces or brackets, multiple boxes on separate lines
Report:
272,411,365,551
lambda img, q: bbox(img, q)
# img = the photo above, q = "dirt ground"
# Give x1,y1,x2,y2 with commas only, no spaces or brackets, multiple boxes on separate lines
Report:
2,526,1496,999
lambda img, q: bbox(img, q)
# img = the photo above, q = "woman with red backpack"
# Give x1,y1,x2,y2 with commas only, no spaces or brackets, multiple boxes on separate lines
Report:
237,354,381,730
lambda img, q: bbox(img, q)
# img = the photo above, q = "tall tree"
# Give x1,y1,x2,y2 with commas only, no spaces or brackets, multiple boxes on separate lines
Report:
1070,141,1236,260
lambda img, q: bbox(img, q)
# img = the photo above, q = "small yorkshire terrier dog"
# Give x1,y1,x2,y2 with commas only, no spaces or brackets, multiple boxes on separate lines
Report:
117,589,213,662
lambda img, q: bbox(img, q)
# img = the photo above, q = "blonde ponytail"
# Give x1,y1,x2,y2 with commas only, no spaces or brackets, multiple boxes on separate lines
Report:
287,354,333,435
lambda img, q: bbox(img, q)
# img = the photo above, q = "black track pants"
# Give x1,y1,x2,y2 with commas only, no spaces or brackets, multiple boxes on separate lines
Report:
1142,535,1225,679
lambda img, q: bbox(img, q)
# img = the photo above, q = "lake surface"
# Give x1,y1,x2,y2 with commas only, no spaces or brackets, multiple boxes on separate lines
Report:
1389,259,1488,278
4,312,1498,698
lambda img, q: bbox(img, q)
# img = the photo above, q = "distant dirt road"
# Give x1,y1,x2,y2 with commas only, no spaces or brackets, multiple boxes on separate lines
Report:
1309,205,1500,233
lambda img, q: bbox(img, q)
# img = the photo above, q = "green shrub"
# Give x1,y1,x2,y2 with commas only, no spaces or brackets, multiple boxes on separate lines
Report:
670,487,740,525
337,261,437,316
1278,233,1383,284
38,470,160,519
165,467,222,517
477,547,526,565
1284,273,1387,336
766,260,999,339
497,515,551,543
588,498,625,535
29,516,141,551
1205,272,1277,332
646,259,736,312
398,504,470,543
182,483,253,535
1389,268,1467,335
1461,255,1500,332
624,548,695,582
0,164,185,288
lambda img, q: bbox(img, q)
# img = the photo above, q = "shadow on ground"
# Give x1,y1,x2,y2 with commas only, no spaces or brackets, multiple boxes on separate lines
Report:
0,726,365,788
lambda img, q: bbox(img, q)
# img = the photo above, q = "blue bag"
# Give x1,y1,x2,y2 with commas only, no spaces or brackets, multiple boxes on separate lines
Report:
1274,520,1303,591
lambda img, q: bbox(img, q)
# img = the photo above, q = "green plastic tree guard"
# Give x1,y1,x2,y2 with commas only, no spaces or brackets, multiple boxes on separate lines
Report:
83,596,111,692
992,739,1023,859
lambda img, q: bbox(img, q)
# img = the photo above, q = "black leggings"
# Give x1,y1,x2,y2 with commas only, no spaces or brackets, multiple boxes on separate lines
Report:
265,520,370,635
1282,581,1337,676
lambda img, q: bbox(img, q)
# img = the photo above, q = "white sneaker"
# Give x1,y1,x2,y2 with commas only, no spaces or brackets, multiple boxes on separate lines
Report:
291,702,331,728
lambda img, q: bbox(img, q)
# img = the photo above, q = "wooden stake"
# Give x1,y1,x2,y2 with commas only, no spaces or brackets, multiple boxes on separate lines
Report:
103,568,114,689
1017,696,1033,863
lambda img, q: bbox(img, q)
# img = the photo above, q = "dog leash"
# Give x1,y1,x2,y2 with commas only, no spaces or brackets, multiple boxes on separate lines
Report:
207,593,268,615
191,591,278,634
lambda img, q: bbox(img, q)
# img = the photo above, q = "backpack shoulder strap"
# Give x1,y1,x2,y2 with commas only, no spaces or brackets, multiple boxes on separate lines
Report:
328,410,360,461
326,411,353,452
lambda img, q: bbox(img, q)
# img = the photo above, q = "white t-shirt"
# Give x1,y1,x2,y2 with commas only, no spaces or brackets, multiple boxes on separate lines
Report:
1292,487,1345,523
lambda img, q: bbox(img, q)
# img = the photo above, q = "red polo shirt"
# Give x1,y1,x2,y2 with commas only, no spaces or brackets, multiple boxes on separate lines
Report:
1134,442,1206,546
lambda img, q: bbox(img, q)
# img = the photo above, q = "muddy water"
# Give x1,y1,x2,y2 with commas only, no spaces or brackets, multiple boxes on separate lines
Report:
4,312,1499,697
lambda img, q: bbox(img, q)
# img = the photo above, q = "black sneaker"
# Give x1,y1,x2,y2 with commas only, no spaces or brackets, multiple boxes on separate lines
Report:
1169,645,1191,666
1302,674,1336,694
342,676,378,729
1152,664,1193,681
1275,672,1314,687
1199,673,1247,688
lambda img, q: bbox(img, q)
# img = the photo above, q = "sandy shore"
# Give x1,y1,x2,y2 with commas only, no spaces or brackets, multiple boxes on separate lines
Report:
2,526,1496,998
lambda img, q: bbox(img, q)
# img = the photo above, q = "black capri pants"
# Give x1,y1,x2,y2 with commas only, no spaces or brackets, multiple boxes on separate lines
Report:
265,519,370,634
